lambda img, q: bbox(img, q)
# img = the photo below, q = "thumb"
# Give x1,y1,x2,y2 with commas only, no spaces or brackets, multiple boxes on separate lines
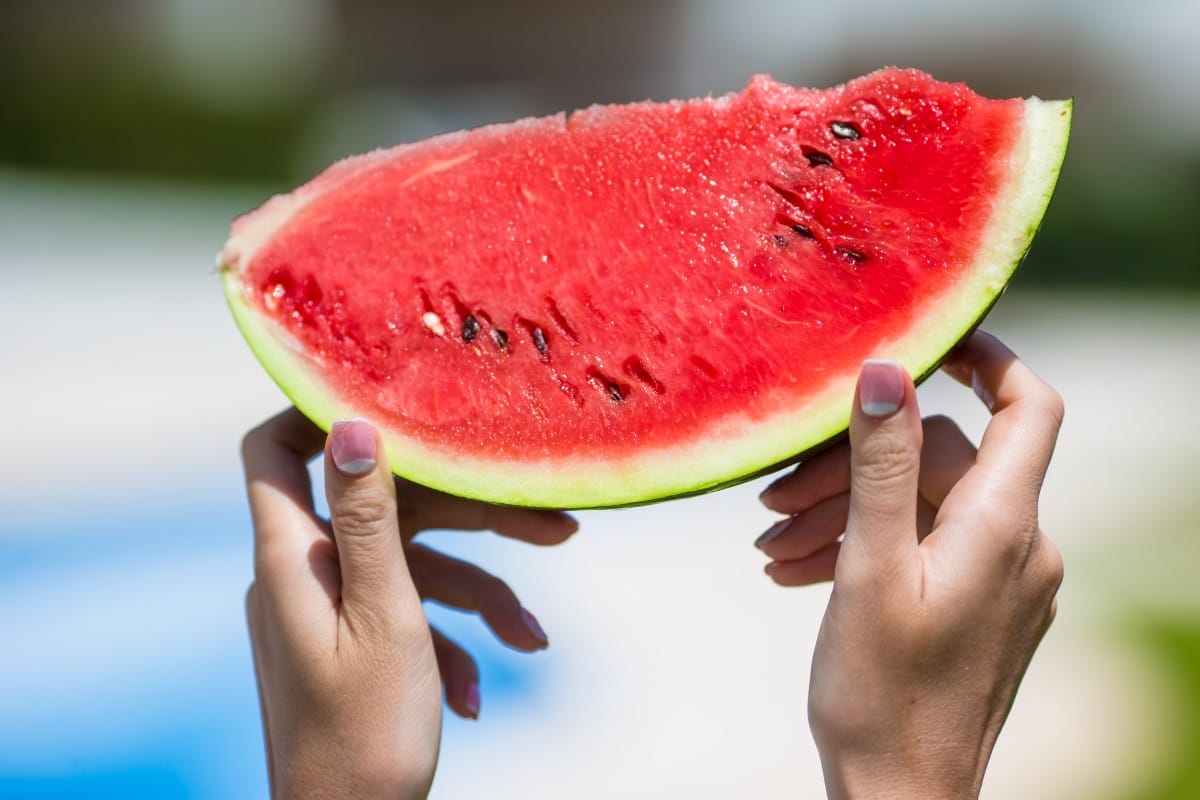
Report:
841,359,923,581
325,418,414,618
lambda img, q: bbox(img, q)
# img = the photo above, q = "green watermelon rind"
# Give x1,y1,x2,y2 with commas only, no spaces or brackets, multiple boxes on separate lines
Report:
220,96,1071,509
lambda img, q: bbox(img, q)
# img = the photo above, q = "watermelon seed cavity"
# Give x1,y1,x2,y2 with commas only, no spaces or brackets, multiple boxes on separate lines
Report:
622,356,665,395
835,246,868,265
802,147,835,167
545,296,580,344
586,367,627,403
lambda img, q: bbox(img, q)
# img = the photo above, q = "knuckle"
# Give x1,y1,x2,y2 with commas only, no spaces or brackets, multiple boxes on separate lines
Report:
1041,386,1066,430
854,437,919,487
1019,379,1065,433
332,494,394,538
244,583,261,628
239,427,263,466
979,499,1042,567
1037,536,1065,592
477,572,518,609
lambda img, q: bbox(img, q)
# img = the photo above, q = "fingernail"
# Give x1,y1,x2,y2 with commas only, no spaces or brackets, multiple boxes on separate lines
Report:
521,608,549,647
755,517,792,550
330,418,377,476
464,682,481,719
859,359,905,418
971,369,997,411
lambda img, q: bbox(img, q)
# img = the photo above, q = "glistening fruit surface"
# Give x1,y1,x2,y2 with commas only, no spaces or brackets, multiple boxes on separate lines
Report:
220,69,1071,507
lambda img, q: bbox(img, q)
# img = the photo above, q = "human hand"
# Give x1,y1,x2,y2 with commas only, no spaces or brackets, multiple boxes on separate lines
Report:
390,461,576,720
242,409,576,798
757,332,1065,799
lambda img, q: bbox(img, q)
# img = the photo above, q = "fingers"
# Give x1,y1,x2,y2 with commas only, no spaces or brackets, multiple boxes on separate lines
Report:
758,443,851,515
242,408,327,590
396,481,578,545
840,360,923,580
917,415,978,508
324,419,417,623
756,493,850,560
942,331,1064,503
761,495,937,584
431,628,482,720
765,542,841,586
407,545,550,652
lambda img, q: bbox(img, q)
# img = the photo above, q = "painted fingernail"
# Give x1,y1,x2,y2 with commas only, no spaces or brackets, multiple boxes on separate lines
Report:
859,359,905,418
971,369,997,411
464,682,481,719
755,517,792,550
521,608,549,647
330,418,376,476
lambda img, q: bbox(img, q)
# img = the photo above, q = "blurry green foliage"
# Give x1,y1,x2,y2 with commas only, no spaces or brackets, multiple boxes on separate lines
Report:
1,56,314,184
1119,614,1200,800
1019,158,1200,291
2,11,1196,291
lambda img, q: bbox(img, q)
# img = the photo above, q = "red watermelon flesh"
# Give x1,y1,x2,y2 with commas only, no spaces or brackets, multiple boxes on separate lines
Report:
220,68,1070,507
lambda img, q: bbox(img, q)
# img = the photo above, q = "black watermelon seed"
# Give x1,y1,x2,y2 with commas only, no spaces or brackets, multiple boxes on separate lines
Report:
490,329,509,350
791,224,815,239
532,326,548,357
836,246,868,264
773,234,789,248
462,314,480,342
830,121,861,140
587,367,626,403
803,148,834,167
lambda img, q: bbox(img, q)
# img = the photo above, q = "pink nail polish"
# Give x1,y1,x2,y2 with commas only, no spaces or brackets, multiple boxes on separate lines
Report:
521,608,549,646
755,517,792,550
465,682,481,718
330,419,377,476
859,359,905,418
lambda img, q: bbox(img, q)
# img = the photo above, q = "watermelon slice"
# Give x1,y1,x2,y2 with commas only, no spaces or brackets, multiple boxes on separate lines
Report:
219,68,1070,508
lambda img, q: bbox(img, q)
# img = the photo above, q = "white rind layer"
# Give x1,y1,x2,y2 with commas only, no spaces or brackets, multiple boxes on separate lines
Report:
220,97,1071,508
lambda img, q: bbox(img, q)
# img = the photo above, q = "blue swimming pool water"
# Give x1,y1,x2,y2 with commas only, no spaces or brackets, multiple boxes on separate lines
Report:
0,476,544,799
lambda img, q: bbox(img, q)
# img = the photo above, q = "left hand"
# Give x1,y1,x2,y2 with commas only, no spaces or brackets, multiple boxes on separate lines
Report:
243,409,576,795
394,464,577,719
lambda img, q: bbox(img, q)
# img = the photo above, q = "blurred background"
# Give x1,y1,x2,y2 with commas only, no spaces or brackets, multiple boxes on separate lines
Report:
1,1,1197,798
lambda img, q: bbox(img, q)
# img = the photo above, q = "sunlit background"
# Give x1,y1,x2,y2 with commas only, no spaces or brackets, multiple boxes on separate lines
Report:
2,1,1198,798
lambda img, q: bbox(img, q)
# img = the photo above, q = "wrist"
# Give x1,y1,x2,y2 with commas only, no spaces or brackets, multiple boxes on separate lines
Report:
815,735,989,800
271,727,436,800
275,762,434,800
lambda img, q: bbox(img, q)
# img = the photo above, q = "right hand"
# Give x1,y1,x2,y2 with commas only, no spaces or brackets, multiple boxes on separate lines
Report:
758,333,1065,798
